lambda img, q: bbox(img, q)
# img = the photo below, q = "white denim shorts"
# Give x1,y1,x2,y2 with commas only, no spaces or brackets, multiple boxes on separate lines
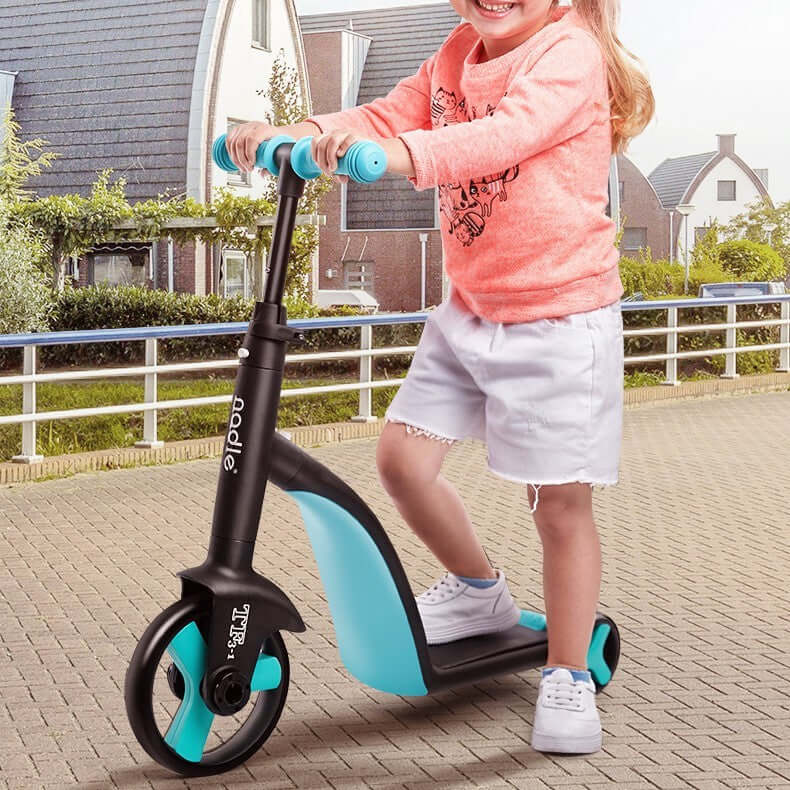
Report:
384,284,624,508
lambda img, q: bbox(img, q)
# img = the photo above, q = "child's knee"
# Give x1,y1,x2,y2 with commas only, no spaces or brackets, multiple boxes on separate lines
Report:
376,421,448,495
527,482,594,537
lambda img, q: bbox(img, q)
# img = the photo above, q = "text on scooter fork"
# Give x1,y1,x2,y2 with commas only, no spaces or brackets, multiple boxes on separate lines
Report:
223,396,246,473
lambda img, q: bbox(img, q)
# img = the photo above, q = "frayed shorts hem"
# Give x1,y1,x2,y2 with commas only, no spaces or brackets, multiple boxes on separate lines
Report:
485,465,618,490
384,415,464,444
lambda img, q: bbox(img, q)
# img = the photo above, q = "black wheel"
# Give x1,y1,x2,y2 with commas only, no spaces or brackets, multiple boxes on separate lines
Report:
589,614,620,694
125,596,289,777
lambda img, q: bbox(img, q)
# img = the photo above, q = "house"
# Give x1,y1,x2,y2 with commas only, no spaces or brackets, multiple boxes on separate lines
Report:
0,0,309,296
616,154,670,259
648,134,772,263
299,4,461,311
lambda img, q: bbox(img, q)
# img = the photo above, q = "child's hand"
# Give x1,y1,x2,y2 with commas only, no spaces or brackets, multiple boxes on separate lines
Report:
226,121,278,173
311,130,362,184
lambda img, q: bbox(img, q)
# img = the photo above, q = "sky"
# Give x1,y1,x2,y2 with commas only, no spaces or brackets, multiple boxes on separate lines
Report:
295,0,790,204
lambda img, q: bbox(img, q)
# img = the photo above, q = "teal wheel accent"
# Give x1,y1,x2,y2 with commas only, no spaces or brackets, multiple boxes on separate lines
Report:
164,623,214,762
125,597,291,777
586,616,620,692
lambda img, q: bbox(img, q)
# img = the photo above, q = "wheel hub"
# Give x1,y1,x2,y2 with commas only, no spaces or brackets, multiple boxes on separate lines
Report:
204,668,251,715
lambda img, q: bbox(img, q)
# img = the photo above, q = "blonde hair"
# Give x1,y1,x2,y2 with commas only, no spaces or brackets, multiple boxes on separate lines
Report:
562,0,655,153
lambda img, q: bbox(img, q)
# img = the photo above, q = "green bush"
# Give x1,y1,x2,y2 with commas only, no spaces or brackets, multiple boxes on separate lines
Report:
716,240,785,281
619,253,733,299
0,285,424,381
619,255,684,297
0,207,52,334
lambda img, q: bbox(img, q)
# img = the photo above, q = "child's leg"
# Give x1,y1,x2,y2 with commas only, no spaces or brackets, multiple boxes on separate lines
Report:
527,481,600,669
376,420,495,580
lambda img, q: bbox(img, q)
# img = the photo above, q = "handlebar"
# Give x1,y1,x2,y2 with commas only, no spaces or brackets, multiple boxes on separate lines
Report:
212,134,387,184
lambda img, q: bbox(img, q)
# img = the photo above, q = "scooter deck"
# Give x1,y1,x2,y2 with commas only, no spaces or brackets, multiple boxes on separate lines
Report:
427,620,547,671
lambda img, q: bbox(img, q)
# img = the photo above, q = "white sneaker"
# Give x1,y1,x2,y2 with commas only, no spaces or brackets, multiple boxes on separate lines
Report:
415,569,521,645
531,667,601,754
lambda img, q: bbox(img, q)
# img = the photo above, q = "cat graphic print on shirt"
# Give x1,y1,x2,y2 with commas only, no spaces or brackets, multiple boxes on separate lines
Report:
431,89,520,247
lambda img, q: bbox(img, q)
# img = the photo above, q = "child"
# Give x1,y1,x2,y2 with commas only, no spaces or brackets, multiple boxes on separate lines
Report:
228,0,653,755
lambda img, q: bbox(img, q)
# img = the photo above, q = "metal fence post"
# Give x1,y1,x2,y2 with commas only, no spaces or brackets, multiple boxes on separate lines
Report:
777,300,790,373
662,306,679,386
12,345,44,464
351,323,377,423
721,303,739,379
135,338,164,448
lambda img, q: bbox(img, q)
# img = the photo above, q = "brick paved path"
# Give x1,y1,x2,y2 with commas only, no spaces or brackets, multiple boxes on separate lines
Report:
1,392,789,790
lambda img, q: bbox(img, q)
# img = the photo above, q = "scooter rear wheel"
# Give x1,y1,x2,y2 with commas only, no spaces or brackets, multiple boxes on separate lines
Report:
125,596,289,777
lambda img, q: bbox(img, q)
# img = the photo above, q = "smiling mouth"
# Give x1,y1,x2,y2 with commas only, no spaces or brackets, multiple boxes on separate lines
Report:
473,0,516,15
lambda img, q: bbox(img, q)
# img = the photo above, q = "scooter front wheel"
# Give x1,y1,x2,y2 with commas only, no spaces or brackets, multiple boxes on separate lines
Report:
125,596,289,777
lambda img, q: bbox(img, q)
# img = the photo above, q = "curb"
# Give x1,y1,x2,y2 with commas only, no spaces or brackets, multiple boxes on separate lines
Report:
1,371,788,485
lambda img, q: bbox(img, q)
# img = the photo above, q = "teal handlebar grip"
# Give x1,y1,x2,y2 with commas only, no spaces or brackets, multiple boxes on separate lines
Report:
290,137,387,183
212,133,293,175
212,134,387,183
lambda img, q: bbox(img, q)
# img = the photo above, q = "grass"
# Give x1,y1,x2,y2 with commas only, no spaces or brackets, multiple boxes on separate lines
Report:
0,356,780,461
0,373,403,462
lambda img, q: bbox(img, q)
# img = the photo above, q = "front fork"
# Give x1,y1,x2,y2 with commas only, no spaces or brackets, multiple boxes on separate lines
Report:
177,147,308,715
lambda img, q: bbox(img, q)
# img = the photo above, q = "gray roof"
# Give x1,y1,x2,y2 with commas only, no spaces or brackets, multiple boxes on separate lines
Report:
648,152,717,210
0,0,209,200
300,4,462,229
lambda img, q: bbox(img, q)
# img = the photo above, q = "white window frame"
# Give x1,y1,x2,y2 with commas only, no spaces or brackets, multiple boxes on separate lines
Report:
222,250,250,299
252,0,271,51
717,180,737,202
226,119,252,188
622,226,648,254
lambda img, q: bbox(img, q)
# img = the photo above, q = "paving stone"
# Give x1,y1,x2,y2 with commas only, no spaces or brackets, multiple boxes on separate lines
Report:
0,392,788,789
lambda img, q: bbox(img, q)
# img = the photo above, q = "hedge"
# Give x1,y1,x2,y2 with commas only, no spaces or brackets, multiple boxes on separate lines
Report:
0,285,424,379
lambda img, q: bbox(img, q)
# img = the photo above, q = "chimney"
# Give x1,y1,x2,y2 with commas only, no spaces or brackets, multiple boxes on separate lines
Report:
717,134,736,155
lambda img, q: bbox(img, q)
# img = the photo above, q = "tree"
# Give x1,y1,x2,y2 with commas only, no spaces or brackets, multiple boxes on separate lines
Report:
260,49,331,302
724,198,789,276
0,107,58,202
0,205,51,333
716,240,784,282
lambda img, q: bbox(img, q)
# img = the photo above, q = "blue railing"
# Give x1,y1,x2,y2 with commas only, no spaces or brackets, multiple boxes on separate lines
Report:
1,295,789,463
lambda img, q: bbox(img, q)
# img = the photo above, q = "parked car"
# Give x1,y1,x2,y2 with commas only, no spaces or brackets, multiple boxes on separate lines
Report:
698,282,787,298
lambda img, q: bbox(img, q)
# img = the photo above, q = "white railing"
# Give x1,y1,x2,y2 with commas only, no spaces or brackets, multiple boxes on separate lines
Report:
1,295,788,463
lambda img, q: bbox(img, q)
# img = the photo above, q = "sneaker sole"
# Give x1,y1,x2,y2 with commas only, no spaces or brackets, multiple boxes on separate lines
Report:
531,730,602,754
423,605,521,645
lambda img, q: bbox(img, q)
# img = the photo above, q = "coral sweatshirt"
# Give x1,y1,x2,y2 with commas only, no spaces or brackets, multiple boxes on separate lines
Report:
308,5,623,323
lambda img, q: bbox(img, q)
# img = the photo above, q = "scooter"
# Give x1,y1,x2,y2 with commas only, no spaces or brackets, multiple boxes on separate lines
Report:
124,135,621,777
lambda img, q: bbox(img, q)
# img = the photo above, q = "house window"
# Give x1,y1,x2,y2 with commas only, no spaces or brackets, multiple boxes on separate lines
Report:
344,260,375,291
90,246,150,286
718,180,736,201
222,251,249,298
622,227,648,254
252,0,270,50
618,180,625,203
695,226,715,244
226,120,251,187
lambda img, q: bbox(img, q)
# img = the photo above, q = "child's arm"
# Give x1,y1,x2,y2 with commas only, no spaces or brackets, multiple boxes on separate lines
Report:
306,53,435,141
397,33,606,190
226,54,434,175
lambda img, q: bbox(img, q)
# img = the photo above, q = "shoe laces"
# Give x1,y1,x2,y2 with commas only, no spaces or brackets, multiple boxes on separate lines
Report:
417,573,461,603
542,675,587,712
